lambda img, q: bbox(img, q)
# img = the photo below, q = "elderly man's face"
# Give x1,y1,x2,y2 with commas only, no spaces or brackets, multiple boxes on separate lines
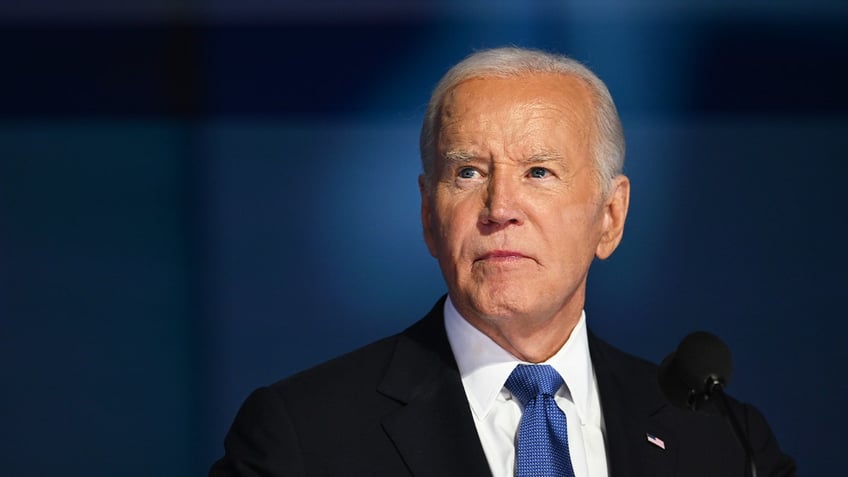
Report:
421,73,628,342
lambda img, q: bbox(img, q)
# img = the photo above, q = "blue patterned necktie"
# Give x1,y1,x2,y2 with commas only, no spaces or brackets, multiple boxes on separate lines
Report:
505,364,576,477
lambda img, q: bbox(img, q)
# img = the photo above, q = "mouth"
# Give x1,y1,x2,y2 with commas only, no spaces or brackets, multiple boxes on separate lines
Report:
475,250,531,263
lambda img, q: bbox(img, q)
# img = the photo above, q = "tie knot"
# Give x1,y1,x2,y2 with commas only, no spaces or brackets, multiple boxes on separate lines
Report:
505,364,564,405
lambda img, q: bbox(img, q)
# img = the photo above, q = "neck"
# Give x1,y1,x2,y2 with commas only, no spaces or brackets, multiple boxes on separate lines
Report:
461,307,582,363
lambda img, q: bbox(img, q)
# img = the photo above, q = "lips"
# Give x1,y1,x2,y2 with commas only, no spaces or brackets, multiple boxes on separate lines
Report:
475,250,531,262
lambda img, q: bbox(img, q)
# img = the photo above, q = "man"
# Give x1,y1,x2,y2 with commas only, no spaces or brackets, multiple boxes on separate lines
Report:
210,47,795,476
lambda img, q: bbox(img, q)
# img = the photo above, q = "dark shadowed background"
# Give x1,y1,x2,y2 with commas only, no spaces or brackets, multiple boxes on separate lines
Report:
1,1,846,475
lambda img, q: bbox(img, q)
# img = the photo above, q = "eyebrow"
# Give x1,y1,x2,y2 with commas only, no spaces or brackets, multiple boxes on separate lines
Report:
522,150,565,164
442,149,565,164
442,149,476,164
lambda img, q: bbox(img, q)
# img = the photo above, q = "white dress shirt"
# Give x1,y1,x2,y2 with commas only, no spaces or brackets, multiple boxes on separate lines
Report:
443,297,608,477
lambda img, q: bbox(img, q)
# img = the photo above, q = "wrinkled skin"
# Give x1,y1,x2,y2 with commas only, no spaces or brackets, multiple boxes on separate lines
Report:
420,73,630,362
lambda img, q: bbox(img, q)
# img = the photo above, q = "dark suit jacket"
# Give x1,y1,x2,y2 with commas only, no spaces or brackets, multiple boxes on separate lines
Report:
210,298,796,476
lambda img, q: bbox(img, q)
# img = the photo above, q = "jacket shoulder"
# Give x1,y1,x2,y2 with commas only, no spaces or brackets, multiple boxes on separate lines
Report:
269,332,403,399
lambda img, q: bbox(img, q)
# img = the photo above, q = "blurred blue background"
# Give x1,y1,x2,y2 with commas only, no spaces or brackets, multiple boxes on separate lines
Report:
1,1,846,475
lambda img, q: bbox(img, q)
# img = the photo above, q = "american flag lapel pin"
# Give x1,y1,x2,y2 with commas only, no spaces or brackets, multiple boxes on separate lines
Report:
646,433,666,450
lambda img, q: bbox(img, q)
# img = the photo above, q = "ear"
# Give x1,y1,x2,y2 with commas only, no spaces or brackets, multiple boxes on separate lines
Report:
419,175,438,258
595,174,630,260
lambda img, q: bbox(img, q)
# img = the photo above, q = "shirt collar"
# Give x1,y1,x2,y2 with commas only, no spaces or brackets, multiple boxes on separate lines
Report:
444,295,594,425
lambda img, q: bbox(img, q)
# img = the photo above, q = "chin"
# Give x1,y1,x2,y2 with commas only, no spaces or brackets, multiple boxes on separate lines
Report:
469,288,538,321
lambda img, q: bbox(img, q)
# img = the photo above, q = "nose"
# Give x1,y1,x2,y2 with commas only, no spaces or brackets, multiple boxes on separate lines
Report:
480,173,524,227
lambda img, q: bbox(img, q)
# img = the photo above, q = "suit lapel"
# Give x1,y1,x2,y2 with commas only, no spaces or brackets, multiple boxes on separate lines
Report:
589,333,677,477
378,299,492,477
375,303,681,477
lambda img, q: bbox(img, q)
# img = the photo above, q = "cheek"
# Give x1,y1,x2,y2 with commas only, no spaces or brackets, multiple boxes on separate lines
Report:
438,216,466,258
548,205,604,254
427,204,457,256
434,214,482,273
436,200,472,236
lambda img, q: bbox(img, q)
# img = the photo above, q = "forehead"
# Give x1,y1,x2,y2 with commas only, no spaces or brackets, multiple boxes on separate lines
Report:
436,73,596,153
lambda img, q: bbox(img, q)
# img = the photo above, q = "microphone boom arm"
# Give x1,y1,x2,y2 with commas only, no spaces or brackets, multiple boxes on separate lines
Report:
705,377,759,477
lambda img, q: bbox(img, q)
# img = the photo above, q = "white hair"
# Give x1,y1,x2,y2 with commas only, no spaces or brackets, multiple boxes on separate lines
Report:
419,47,625,196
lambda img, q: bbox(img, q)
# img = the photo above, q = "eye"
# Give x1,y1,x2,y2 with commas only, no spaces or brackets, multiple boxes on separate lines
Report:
457,167,479,179
529,167,550,179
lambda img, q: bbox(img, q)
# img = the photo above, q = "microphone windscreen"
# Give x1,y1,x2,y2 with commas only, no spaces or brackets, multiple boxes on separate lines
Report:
658,331,733,410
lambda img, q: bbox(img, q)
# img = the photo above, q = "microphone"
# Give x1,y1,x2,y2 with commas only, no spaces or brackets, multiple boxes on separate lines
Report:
658,331,732,412
658,331,757,477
